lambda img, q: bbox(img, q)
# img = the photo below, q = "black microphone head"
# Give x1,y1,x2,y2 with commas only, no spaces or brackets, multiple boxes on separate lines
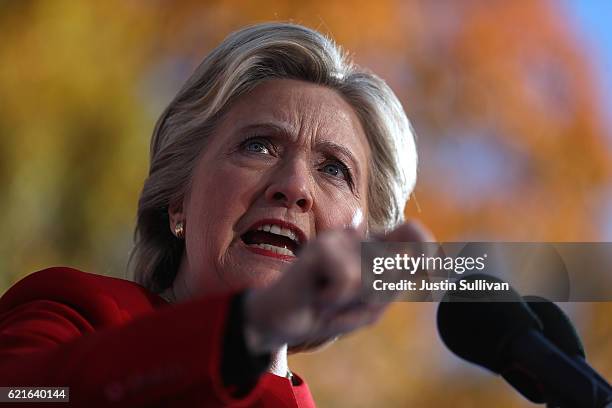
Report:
499,296,586,403
522,295,585,358
436,274,542,373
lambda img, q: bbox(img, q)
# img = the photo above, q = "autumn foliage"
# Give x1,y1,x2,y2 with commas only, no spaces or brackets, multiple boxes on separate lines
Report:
0,1,610,406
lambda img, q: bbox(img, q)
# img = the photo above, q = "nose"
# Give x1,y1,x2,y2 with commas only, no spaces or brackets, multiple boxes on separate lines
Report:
264,160,313,212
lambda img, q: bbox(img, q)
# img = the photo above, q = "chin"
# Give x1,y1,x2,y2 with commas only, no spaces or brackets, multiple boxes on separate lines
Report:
243,266,284,289
224,242,296,289
220,261,285,292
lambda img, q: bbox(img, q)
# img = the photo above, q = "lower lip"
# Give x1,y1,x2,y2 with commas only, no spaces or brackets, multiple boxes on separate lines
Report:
245,245,296,261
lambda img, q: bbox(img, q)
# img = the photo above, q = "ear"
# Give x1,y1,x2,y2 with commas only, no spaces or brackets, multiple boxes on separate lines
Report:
167,198,185,232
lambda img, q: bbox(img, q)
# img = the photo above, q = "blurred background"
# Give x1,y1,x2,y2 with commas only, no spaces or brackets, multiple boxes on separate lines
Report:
0,0,610,406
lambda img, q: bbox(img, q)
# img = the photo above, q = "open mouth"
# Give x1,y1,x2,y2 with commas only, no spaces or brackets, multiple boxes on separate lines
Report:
241,221,303,258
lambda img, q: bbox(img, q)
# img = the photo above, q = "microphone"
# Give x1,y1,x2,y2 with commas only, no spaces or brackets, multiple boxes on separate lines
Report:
502,296,586,404
437,274,612,408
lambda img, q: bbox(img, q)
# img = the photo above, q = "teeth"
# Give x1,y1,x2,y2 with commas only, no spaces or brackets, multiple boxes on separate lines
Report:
280,227,298,242
249,243,295,256
255,224,300,244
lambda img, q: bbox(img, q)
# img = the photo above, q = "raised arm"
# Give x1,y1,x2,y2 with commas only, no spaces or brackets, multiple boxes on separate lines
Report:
0,267,267,407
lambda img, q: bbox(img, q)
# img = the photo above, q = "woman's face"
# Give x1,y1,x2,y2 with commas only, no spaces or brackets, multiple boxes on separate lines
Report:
169,79,371,298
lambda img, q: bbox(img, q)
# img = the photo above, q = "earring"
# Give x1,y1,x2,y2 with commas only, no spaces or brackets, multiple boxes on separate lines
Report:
174,221,185,239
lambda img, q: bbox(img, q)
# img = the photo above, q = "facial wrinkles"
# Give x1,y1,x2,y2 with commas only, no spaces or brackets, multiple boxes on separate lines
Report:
170,79,373,300
283,91,354,237
230,79,366,238
189,127,263,290
275,88,364,237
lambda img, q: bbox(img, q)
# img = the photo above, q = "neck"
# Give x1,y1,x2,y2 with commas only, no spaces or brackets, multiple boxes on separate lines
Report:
268,344,289,377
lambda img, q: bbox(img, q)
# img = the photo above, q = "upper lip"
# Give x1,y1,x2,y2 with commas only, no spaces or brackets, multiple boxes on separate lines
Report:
243,218,308,246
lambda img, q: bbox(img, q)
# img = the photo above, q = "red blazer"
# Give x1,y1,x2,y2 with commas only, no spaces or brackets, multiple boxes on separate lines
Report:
0,267,315,407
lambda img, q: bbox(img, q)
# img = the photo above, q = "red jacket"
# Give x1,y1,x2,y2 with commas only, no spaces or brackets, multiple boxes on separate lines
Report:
0,267,315,407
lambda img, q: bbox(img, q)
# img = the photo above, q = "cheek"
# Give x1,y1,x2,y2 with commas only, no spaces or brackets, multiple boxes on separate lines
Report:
313,188,368,235
185,163,261,252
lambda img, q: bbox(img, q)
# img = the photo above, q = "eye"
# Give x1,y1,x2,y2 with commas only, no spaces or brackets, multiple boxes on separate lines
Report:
242,138,272,155
320,161,350,181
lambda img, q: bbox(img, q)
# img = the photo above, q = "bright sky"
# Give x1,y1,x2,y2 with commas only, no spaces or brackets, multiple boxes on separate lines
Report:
562,0,612,136
562,0,612,240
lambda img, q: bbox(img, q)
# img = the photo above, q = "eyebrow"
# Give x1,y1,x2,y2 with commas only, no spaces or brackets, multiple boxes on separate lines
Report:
236,121,363,178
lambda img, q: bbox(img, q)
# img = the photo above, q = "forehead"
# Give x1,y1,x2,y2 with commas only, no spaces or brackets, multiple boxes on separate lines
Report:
222,79,369,154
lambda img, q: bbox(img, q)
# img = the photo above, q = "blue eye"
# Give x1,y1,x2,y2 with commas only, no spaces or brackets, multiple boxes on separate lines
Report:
245,140,270,154
321,163,347,179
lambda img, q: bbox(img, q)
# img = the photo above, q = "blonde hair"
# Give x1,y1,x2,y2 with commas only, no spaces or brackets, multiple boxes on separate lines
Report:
130,22,417,293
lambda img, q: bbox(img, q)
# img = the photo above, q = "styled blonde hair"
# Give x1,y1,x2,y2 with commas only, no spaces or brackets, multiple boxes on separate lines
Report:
130,22,418,293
